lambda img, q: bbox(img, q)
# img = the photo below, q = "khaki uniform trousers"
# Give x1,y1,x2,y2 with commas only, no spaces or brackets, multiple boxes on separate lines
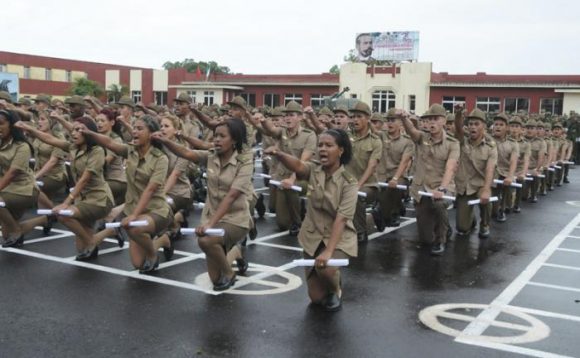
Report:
275,180,307,230
377,178,407,222
415,196,451,245
456,193,491,233
355,186,377,235
492,176,513,213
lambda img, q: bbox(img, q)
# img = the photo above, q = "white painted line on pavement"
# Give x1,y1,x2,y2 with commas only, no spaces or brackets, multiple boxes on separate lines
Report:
454,338,574,358
555,248,580,254
542,263,580,271
506,305,580,324
527,281,580,293
252,241,303,252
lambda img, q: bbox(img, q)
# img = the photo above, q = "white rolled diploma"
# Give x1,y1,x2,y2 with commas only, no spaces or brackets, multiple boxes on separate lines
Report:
105,220,149,229
37,209,74,216
418,190,456,201
527,173,546,178
269,180,302,192
293,259,349,267
493,179,523,188
547,167,556,172
166,197,174,205
378,182,408,190
35,181,44,187
180,228,225,236
258,173,271,179
524,177,533,181
563,161,574,165
554,165,562,169
467,196,499,206
0,201,5,207
193,202,205,209
358,191,367,197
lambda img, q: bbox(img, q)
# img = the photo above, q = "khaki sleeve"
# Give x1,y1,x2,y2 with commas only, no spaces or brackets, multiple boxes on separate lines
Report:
85,147,105,175
11,142,31,172
191,150,209,167
512,142,520,157
369,137,383,162
448,141,460,161
489,146,498,166
230,159,253,195
149,155,169,186
337,181,358,220
402,139,415,157
303,132,317,154
174,157,189,174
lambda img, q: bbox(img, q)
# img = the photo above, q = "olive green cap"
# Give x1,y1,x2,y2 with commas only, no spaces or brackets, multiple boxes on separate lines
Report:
17,97,32,106
446,113,455,123
227,96,247,111
283,100,303,114
318,106,333,117
421,104,447,118
467,108,486,122
174,92,192,104
117,95,136,108
535,121,545,128
509,116,524,126
332,105,349,116
370,113,385,122
349,101,372,116
271,106,285,117
493,112,510,123
386,108,404,119
544,123,552,130
135,102,146,112
552,122,563,129
525,120,537,127
65,95,85,106
219,104,230,113
34,93,51,104
0,91,13,103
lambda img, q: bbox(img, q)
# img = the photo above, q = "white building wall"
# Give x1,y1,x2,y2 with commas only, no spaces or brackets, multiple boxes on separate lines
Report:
105,70,120,88
562,92,580,115
153,70,168,91
130,69,142,91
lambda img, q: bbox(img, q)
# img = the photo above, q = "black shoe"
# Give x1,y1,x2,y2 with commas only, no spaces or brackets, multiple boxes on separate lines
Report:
446,228,453,241
564,178,570,184
2,234,24,248
76,246,99,261
236,258,249,275
357,232,368,243
256,194,266,218
249,219,258,240
399,206,407,217
43,215,57,235
504,208,512,214
430,243,445,256
323,293,342,312
289,224,300,237
496,210,507,223
478,227,490,239
549,186,554,191
456,230,470,236
387,216,401,227
213,274,237,291
513,206,521,213
163,240,174,261
179,209,189,229
115,227,129,248
139,256,160,274
530,196,538,203
540,189,547,196
371,208,385,232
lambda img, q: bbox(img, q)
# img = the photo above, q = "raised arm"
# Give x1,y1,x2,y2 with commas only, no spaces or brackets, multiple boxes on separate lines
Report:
401,111,423,143
304,107,327,135
191,107,220,130
177,132,214,150
151,133,202,163
258,116,283,139
263,146,309,179
50,111,73,133
80,130,128,157
453,104,465,142
15,121,70,151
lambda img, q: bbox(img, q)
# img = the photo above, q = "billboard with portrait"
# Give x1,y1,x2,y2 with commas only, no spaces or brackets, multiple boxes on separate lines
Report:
354,31,419,62
0,72,19,102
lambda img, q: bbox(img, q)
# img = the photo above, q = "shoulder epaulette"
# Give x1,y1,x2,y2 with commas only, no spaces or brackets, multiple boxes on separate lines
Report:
446,134,459,142
302,128,313,133
341,170,357,184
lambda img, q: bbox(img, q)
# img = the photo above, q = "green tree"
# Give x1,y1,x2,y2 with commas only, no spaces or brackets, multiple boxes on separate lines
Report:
329,65,340,74
343,49,393,66
162,58,232,75
67,77,104,97
107,84,130,103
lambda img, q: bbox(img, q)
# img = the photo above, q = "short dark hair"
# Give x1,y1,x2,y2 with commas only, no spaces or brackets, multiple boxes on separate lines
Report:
322,128,352,165
356,33,371,45
74,116,99,151
216,118,247,153
0,109,27,142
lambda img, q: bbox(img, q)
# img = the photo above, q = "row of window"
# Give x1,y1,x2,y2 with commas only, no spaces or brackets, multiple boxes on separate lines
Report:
0,63,74,82
442,96,564,115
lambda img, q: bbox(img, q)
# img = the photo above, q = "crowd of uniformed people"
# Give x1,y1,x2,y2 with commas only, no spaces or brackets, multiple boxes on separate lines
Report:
0,89,575,311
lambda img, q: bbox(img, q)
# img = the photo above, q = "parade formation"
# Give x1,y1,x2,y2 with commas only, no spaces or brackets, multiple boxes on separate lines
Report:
0,90,576,312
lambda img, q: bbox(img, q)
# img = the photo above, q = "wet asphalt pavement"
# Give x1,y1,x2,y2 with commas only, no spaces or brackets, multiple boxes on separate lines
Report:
1,166,580,357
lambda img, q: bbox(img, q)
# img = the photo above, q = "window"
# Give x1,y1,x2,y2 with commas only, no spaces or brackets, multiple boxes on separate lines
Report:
186,90,196,104
155,91,167,106
540,98,563,115
372,90,396,113
409,95,416,112
45,68,52,81
65,70,72,82
504,97,529,114
203,91,214,105
264,94,280,108
23,66,30,79
442,96,465,113
0,64,6,72
310,94,325,108
131,91,142,103
284,94,302,105
351,94,358,99
476,97,501,113
240,93,256,107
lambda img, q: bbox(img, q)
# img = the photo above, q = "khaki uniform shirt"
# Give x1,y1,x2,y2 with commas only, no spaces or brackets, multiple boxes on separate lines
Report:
104,132,127,183
494,137,519,177
33,135,67,182
262,134,279,173
299,162,358,257
194,150,253,229
182,114,204,142
455,136,498,196
68,145,113,207
123,145,170,218
528,137,547,169
163,143,192,199
346,129,383,187
410,132,460,201
119,116,136,143
376,132,414,180
514,137,531,174
273,127,317,180
0,139,35,196
550,137,561,161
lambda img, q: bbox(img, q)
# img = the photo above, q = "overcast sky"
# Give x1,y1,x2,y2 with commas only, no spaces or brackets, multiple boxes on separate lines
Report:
4,0,579,75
